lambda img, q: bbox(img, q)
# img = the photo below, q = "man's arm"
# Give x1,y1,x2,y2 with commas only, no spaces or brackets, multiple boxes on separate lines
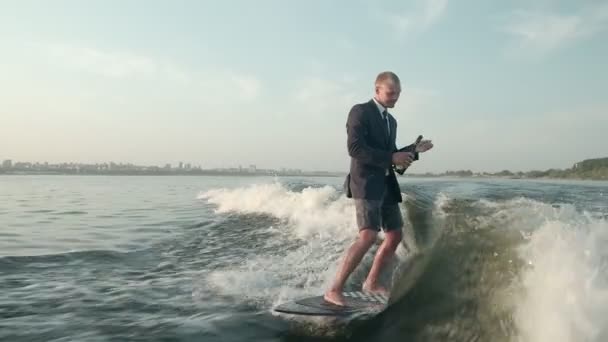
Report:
396,143,419,161
393,133,421,175
346,105,393,168
396,133,423,159
393,121,422,160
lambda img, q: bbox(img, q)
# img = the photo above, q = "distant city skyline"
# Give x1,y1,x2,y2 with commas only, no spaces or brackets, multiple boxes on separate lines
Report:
0,158,312,173
0,158,341,177
0,156,590,175
1,1,607,173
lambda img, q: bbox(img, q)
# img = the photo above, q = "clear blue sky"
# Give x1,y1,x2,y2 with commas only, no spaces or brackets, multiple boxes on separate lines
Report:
1,0,607,173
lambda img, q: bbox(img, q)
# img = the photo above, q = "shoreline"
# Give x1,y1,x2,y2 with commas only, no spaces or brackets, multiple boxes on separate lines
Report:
1,172,606,181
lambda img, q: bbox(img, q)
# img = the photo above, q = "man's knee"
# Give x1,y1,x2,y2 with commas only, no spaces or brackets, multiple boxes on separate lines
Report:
357,228,378,247
384,229,402,249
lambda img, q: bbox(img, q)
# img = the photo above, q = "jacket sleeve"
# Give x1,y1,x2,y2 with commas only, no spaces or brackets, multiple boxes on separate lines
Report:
397,143,419,160
346,105,393,168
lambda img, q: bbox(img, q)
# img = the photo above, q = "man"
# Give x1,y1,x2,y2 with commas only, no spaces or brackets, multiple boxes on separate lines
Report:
323,71,433,306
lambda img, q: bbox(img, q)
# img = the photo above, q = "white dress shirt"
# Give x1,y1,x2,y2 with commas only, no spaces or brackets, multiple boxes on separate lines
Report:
372,97,391,175
372,97,390,136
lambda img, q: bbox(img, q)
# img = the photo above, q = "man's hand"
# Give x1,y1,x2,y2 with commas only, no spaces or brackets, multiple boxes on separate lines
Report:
392,151,414,167
415,140,434,153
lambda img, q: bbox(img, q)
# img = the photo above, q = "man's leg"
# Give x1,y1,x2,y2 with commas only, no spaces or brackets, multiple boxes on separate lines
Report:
324,199,382,306
363,203,404,295
323,229,377,306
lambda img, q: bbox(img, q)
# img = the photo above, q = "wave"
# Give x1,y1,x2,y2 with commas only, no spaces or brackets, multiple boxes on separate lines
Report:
198,180,608,341
199,182,357,240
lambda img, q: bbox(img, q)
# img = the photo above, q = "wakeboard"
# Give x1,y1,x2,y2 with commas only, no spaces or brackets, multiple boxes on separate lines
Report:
273,291,388,319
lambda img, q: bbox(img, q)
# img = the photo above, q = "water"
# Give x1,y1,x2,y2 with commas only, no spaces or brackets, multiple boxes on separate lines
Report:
1,175,607,341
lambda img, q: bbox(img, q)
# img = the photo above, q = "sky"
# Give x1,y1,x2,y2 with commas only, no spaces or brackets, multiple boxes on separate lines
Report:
1,0,607,173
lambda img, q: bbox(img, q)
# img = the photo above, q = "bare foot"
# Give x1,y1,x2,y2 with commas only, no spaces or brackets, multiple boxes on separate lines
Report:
362,281,390,297
323,290,346,306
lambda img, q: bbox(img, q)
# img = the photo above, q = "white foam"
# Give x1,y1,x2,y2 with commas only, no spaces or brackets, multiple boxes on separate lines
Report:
512,215,608,342
475,197,581,234
476,198,608,342
198,182,360,306
205,237,343,308
198,182,357,240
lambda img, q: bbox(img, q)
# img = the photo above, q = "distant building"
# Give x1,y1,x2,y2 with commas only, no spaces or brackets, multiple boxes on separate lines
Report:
2,160,12,169
249,164,256,173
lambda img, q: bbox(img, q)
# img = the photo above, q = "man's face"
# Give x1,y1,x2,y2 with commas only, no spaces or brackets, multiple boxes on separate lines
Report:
375,81,401,108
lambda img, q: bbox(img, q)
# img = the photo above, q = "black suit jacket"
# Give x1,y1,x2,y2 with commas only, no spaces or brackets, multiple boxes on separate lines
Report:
343,99,418,203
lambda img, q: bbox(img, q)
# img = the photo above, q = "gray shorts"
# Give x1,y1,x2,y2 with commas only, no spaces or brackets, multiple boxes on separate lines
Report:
354,198,404,232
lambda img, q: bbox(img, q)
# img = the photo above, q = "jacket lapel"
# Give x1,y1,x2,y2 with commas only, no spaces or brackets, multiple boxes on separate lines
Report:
367,99,390,148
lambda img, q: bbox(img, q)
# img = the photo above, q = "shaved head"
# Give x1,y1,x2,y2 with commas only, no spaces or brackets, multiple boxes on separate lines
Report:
374,71,401,108
375,71,400,87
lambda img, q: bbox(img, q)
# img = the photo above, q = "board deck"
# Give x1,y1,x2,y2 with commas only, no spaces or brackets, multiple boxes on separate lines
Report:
273,291,388,317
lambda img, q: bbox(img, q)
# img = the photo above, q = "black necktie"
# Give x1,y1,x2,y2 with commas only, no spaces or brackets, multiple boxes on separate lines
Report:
381,110,390,141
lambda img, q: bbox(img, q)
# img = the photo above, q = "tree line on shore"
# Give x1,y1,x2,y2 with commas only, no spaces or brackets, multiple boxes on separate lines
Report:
410,157,608,181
